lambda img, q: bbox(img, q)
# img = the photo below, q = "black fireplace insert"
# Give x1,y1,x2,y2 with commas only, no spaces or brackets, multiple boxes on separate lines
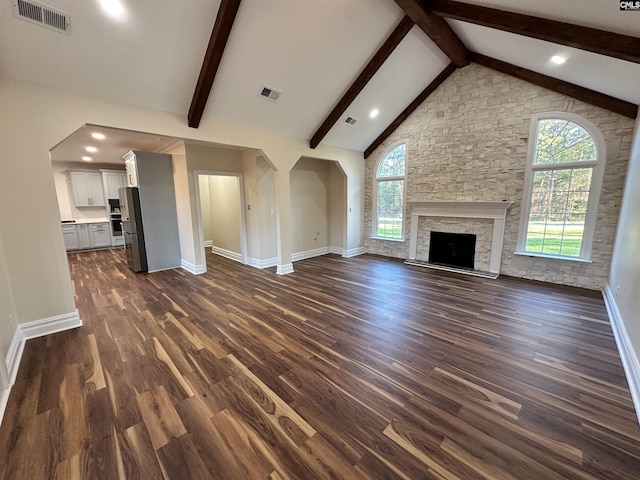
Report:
428,231,476,269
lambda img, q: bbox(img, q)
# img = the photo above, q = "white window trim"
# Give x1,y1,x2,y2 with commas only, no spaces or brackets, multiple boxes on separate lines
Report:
372,139,407,241
516,112,606,261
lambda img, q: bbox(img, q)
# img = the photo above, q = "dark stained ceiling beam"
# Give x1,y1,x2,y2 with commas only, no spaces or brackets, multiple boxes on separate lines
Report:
471,53,638,119
309,15,415,149
188,0,242,128
428,0,640,65
364,62,457,158
393,0,469,67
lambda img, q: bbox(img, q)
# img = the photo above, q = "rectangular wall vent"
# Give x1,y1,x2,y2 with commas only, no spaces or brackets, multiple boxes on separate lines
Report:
344,116,357,126
259,86,281,102
14,0,70,34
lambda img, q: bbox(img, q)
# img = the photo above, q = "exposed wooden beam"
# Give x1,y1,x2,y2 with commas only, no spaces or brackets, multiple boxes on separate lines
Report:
428,0,640,65
188,0,242,128
393,0,469,67
364,62,457,158
309,16,415,149
471,53,638,119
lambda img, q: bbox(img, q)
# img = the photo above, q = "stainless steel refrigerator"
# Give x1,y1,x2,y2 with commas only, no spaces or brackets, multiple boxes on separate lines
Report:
120,187,148,272
118,151,181,273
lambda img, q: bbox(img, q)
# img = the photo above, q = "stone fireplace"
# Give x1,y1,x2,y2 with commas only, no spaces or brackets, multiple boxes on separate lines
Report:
406,201,512,278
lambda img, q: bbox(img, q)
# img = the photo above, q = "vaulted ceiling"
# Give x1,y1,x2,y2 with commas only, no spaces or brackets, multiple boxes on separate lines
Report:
1,0,639,158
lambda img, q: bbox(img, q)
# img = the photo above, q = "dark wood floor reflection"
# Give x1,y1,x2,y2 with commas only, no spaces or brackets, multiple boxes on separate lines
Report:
1,249,639,479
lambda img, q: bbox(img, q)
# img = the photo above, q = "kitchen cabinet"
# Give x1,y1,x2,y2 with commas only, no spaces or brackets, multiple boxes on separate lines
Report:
124,151,138,187
70,171,105,207
89,223,111,248
62,225,79,250
102,171,127,199
76,224,91,249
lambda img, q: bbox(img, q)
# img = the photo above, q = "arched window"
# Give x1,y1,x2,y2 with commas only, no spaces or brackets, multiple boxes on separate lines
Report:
374,142,406,240
517,113,605,260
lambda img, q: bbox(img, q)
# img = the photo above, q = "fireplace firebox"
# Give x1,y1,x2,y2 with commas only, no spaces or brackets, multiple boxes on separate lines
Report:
428,231,476,269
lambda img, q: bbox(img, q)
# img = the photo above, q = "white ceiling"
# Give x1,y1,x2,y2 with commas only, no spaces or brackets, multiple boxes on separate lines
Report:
49,125,177,165
1,0,639,157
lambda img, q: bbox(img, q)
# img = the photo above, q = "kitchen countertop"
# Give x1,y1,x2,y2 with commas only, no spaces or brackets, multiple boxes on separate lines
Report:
61,219,109,225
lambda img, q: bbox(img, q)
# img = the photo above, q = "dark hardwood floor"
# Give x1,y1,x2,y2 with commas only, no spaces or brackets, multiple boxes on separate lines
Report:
1,248,639,479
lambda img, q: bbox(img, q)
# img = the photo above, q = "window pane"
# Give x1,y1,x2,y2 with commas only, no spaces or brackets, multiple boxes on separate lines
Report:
525,167,591,257
377,180,403,239
534,119,596,165
377,144,406,178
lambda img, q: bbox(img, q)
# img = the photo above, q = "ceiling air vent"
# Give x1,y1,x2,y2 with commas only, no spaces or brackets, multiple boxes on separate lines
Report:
259,86,281,102
344,116,357,126
13,0,70,34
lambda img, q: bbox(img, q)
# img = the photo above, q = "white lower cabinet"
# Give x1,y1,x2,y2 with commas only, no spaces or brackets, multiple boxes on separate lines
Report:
62,225,79,250
89,223,111,248
76,225,91,249
63,222,111,251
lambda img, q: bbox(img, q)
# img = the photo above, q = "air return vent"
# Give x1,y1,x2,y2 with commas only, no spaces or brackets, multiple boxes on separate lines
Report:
14,0,70,34
344,116,357,126
259,86,281,102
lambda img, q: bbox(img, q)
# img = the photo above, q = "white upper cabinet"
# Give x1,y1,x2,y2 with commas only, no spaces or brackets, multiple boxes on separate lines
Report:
70,171,105,207
102,170,127,199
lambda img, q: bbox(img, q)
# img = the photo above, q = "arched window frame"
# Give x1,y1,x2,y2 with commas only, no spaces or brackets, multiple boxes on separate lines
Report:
516,112,606,261
372,140,407,241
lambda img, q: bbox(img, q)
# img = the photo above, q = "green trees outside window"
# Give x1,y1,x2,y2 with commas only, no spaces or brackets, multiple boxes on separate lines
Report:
375,143,405,239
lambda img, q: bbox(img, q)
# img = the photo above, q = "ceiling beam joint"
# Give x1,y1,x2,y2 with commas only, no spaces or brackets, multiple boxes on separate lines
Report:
394,0,469,67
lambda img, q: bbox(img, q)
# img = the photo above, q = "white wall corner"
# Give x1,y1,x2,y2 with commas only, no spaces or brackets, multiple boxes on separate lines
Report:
291,247,330,263
6,310,82,385
181,259,206,275
211,246,243,264
343,247,365,258
277,263,294,275
329,246,343,255
603,284,640,425
248,257,278,269
203,240,213,248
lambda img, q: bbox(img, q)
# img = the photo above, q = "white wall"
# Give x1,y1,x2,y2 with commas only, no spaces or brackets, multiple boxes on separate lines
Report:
207,176,242,255
609,113,640,389
0,78,364,359
199,175,213,242
329,162,346,252
291,158,331,255
257,156,277,261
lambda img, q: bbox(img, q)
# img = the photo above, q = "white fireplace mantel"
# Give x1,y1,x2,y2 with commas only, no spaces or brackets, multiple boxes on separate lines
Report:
407,201,513,276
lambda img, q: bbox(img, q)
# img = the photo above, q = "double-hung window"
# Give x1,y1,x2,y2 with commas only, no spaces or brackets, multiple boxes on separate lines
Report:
374,142,406,240
517,113,605,260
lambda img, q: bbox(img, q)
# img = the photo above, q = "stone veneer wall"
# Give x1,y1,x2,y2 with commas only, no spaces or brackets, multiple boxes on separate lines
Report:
365,63,634,290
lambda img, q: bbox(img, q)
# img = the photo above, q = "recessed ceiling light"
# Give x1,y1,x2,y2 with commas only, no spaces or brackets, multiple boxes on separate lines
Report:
82,156,93,161
100,0,125,18
369,108,380,119
91,132,106,140
550,55,566,65
85,146,98,153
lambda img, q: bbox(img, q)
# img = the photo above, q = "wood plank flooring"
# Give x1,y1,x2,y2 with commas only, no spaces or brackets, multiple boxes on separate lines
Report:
1,249,639,479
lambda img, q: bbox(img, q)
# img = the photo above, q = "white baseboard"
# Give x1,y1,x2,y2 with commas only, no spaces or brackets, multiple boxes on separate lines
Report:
211,246,243,263
203,240,213,248
181,259,206,275
292,247,329,262
603,283,640,424
330,246,343,255
2,310,82,422
247,257,278,269
343,246,365,258
277,263,294,275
